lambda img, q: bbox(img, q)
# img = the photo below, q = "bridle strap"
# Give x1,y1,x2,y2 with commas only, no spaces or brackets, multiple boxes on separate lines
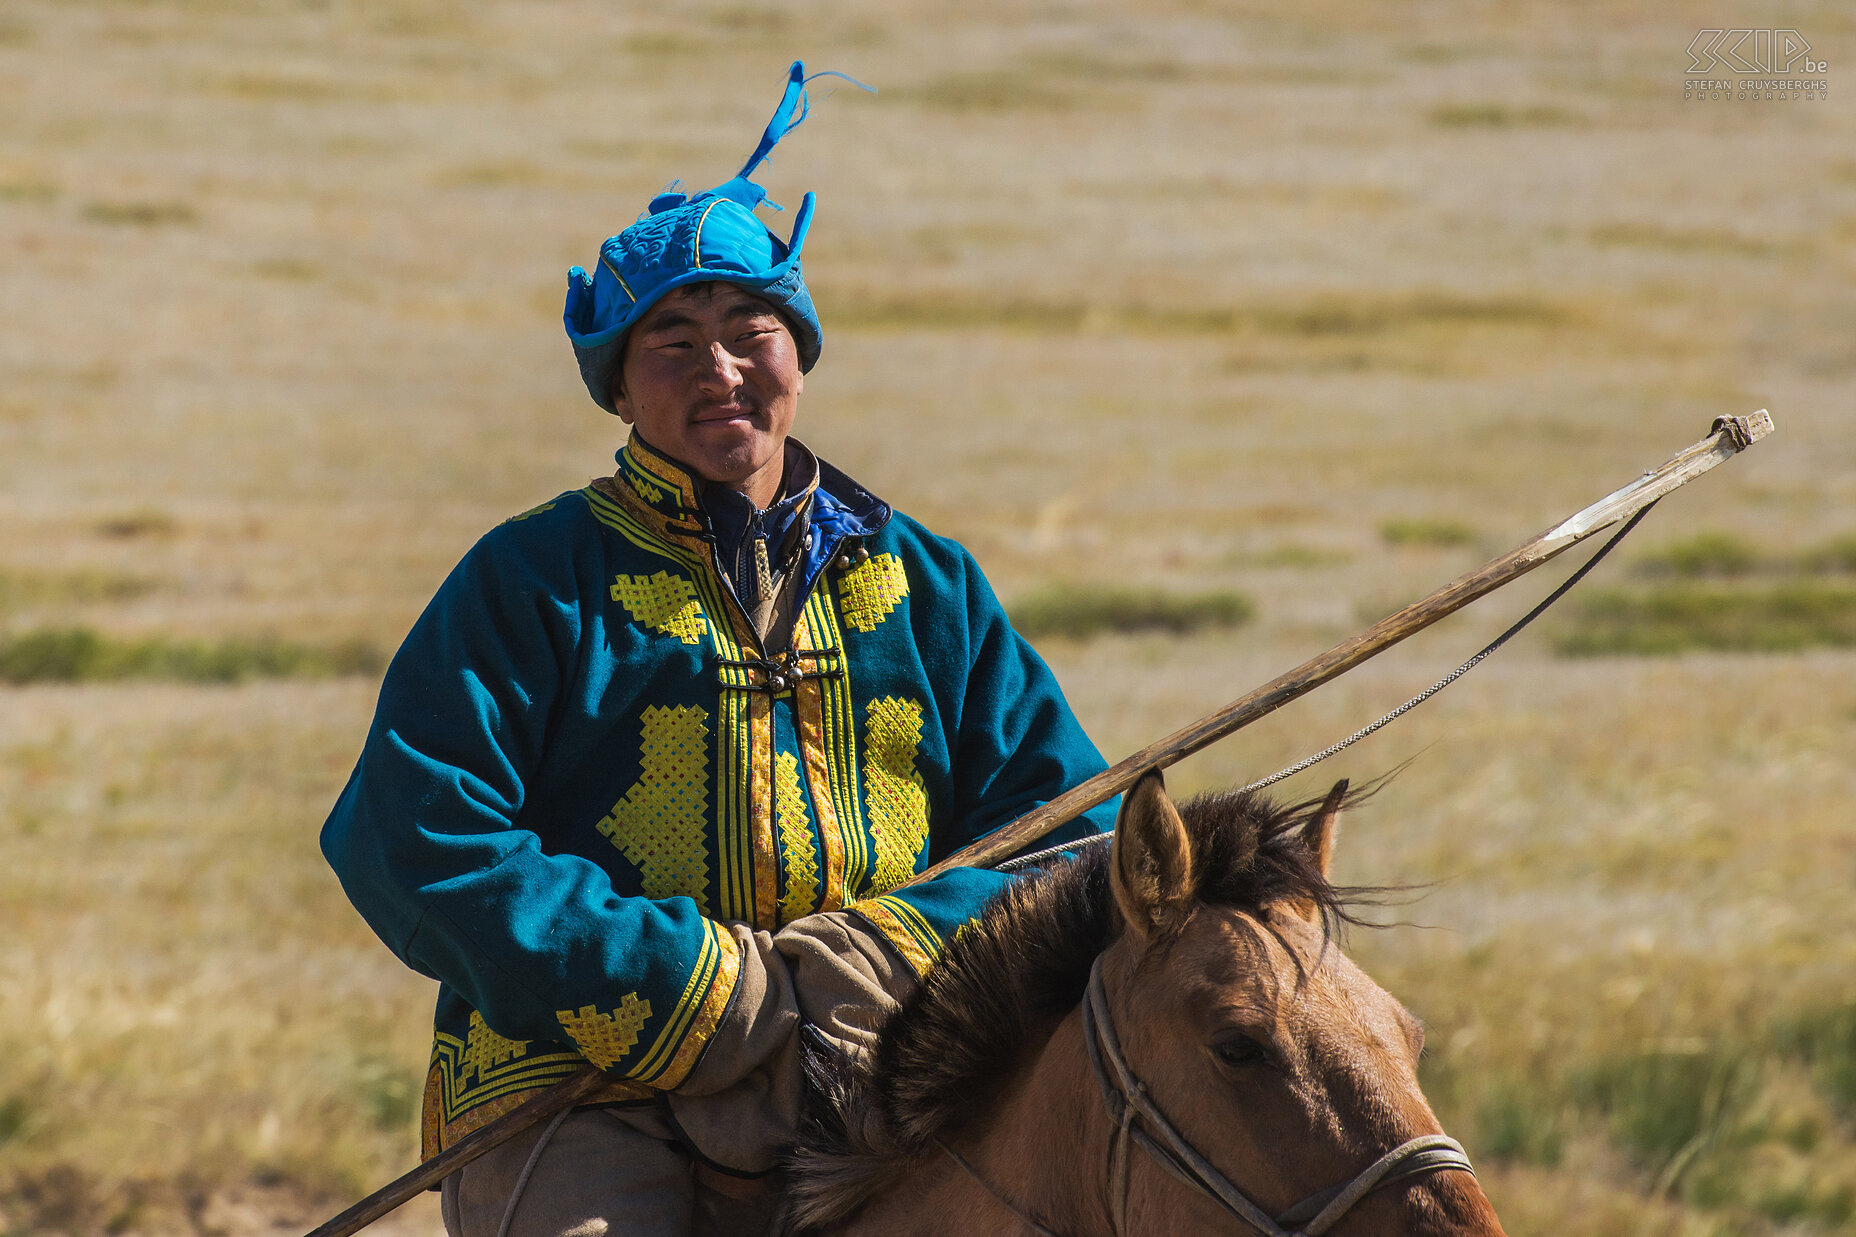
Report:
1084,961,1289,1236
936,1138,1067,1237
1082,958,1476,1237
1275,1136,1476,1236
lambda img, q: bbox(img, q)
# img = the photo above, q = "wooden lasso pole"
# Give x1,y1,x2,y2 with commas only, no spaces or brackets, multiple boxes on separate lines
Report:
918,409,1773,879
305,411,1771,1237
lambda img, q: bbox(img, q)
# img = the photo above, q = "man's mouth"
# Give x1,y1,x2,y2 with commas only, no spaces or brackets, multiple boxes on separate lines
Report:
692,404,759,426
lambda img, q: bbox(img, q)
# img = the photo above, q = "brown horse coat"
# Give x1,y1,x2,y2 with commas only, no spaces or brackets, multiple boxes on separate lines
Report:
785,772,1507,1236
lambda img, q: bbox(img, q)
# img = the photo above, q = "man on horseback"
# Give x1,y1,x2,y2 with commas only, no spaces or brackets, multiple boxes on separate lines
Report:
320,62,1116,1237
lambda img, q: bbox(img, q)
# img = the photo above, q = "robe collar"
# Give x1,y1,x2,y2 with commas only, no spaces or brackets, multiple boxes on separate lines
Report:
608,429,894,604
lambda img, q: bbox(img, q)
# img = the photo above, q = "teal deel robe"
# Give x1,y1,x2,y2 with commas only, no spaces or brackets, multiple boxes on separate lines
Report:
321,435,1115,1157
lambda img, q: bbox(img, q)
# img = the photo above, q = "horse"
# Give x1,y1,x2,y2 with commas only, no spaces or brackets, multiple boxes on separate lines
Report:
780,770,1507,1236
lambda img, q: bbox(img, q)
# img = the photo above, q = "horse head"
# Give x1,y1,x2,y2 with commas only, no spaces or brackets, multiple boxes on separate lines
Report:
785,771,1507,1237
1100,770,1506,1236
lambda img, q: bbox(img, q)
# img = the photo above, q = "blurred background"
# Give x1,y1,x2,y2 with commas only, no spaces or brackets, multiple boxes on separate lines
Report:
1,2,1852,1234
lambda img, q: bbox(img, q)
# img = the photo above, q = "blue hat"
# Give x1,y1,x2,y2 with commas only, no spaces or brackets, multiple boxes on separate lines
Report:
564,61,863,414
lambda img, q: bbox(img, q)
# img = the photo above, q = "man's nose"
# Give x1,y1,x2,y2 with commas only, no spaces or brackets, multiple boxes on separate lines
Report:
695,342,744,392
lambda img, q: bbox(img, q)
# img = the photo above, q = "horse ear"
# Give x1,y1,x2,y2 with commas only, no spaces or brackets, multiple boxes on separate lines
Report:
1303,778,1347,880
1111,770,1195,940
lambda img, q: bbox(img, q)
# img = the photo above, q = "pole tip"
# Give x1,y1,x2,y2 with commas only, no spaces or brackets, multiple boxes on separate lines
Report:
1711,410,1773,451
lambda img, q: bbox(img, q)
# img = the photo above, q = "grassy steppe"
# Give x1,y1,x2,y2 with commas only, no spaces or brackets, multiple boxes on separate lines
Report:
2,2,1853,1234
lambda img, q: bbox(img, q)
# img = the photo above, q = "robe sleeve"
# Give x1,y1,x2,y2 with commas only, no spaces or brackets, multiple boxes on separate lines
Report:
320,518,739,1086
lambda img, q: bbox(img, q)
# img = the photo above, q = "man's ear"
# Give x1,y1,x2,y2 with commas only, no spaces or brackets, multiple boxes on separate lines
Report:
1111,770,1195,942
609,372,635,424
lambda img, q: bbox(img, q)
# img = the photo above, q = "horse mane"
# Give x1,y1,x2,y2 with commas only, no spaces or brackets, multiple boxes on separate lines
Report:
782,784,1369,1232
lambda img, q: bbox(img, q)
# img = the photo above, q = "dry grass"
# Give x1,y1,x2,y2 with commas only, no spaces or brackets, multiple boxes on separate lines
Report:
0,1,1851,1233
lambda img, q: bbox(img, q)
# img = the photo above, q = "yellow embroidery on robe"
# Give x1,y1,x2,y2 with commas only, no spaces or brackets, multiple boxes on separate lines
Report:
460,1011,529,1082
836,553,909,633
628,471,666,506
863,696,930,892
775,751,819,923
747,691,779,930
597,706,711,909
610,571,708,644
849,895,938,979
555,994,653,1070
422,1063,446,1160
504,501,557,524
641,919,742,1089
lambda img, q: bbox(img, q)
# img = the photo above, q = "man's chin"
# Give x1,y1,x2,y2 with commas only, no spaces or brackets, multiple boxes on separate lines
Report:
685,437,778,487
682,418,765,456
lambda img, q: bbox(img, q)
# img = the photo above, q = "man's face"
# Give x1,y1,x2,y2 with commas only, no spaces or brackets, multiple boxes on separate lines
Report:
612,282,803,505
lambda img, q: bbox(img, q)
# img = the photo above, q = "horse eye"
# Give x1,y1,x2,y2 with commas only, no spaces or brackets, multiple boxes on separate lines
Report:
1213,1034,1269,1068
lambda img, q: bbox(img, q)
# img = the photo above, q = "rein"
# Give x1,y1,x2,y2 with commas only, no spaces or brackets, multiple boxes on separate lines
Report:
941,959,1476,1237
999,500,1660,876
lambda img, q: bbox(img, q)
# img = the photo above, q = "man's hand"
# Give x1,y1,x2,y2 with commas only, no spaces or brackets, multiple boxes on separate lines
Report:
662,912,920,1175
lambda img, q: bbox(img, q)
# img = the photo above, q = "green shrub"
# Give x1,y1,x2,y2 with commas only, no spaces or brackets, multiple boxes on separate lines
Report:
81,200,196,227
1238,544,1354,569
1380,518,1476,548
1773,1001,1856,1120
1472,1078,1565,1167
1559,583,1856,655
1635,532,1761,578
891,72,1079,113
91,510,176,539
0,627,384,684
0,628,113,681
0,1094,28,1146
0,569,152,610
1751,1181,1856,1226
1009,586,1254,640
1572,1046,1754,1183
351,1058,420,1134
1429,103,1581,128
1802,534,1856,575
